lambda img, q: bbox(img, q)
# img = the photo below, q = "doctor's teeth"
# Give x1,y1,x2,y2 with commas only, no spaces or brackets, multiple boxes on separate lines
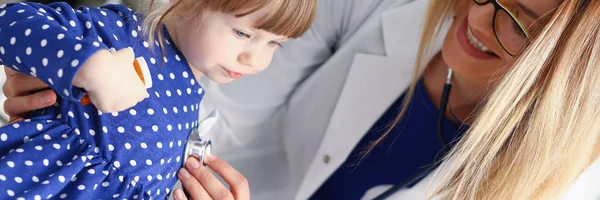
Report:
466,27,492,53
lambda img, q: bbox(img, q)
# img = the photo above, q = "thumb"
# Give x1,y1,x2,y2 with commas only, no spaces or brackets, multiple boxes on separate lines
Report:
4,67,19,79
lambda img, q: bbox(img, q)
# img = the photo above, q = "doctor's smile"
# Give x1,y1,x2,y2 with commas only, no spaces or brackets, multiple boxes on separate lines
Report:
458,17,500,59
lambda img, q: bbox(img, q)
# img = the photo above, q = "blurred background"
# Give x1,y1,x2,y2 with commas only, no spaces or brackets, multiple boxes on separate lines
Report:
0,0,136,124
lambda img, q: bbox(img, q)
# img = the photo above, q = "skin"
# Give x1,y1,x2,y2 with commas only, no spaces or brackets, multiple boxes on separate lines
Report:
74,48,148,112
162,4,288,199
2,0,565,199
69,1,288,113
423,0,563,122
166,5,288,84
2,0,289,199
174,155,249,200
2,67,56,123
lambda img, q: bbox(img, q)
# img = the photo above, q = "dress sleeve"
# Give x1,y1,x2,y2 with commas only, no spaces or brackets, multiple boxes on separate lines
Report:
0,2,110,101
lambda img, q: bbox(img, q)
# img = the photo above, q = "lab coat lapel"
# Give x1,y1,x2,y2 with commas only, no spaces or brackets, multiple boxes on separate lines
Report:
295,0,451,198
302,0,443,196
319,0,436,169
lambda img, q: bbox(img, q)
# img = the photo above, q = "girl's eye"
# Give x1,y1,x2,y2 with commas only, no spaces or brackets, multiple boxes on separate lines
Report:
268,41,282,47
234,29,250,38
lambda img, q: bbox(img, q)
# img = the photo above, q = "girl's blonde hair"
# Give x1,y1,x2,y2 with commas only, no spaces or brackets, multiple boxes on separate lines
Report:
370,0,600,199
138,0,316,56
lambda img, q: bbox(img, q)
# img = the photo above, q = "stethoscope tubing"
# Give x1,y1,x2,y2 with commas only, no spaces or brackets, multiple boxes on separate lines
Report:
372,69,454,200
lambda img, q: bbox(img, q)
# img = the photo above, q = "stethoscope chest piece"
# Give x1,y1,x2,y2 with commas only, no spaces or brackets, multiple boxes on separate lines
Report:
184,129,212,166
183,109,218,166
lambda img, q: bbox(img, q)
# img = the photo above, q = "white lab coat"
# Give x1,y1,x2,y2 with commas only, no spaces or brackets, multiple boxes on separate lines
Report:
198,0,600,199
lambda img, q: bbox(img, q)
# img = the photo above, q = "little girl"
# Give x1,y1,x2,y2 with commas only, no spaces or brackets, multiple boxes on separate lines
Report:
0,0,315,199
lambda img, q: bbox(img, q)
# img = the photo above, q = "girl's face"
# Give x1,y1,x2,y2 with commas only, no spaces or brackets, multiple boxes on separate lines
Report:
441,0,562,79
169,6,289,84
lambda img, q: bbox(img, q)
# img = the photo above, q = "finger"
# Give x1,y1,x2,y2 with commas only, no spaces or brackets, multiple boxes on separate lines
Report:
177,168,211,200
4,90,56,117
3,71,48,97
4,67,18,78
4,117,24,126
204,155,250,200
185,157,234,200
3,72,49,97
172,189,188,200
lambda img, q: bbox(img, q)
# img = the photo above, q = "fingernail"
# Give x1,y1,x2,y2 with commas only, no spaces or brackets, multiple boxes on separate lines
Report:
205,154,216,162
174,190,185,200
179,168,191,179
186,157,200,169
41,92,53,103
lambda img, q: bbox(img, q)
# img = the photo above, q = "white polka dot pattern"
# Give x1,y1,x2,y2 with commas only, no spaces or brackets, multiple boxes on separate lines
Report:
0,2,109,102
0,2,204,200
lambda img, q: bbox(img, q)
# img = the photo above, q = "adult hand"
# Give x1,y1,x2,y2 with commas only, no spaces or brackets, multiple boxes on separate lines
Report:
174,155,250,200
3,67,57,124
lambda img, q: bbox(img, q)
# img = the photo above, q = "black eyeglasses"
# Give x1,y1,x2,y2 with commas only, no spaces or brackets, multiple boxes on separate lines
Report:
374,2,537,200
473,0,531,56
373,2,535,199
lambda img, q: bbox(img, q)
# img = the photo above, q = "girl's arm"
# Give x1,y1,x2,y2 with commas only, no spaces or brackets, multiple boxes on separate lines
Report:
0,2,109,102
0,2,146,112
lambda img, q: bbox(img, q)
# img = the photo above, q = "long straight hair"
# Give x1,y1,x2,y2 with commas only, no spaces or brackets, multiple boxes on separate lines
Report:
360,0,456,163
431,0,600,199
370,0,600,199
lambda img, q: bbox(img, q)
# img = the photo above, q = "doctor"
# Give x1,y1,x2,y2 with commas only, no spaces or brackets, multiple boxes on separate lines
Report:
5,0,600,199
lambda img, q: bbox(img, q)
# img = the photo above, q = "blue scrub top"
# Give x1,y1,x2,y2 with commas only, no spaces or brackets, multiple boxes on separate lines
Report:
310,78,468,200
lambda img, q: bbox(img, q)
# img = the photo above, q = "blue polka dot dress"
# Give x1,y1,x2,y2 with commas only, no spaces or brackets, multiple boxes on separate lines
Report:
0,2,204,199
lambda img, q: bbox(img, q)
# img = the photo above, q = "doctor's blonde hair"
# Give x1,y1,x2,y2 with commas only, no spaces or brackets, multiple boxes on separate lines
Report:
369,0,600,199
136,0,316,56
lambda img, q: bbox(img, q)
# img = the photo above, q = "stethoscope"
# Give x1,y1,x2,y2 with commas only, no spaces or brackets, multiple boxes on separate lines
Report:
180,109,218,198
372,68,455,200
173,68,456,199
182,109,217,166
